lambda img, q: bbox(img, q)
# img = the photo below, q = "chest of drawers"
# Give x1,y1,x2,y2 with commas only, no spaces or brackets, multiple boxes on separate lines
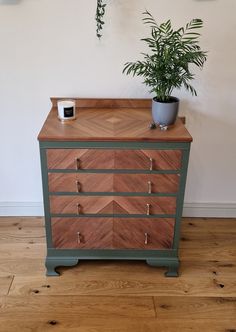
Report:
38,98,192,276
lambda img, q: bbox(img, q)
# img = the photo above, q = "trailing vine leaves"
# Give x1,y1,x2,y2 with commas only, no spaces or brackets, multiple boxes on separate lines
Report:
96,0,107,38
123,11,207,101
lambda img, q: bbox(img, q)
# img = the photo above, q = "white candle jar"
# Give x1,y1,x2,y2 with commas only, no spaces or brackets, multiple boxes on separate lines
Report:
57,100,76,121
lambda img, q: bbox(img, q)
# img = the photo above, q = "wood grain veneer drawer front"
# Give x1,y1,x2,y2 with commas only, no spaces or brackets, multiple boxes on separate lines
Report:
47,149,182,170
113,219,175,249
47,149,114,170
48,173,179,193
51,218,113,249
50,196,176,215
113,174,179,193
114,149,182,170
51,217,174,249
48,173,113,193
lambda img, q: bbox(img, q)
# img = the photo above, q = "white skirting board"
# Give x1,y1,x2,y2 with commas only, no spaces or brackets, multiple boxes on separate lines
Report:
0,201,235,218
182,202,236,218
0,202,44,217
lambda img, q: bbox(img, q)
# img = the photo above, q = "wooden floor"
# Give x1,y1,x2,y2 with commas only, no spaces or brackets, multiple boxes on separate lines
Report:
0,217,236,332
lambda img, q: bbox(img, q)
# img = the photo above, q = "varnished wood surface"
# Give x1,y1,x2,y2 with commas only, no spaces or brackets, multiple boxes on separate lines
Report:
47,149,115,170
113,219,174,249
38,98,192,142
48,173,113,193
113,173,179,193
1,217,236,331
47,148,182,170
49,196,176,215
0,276,13,296
48,173,179,193
52,218,113,249
49,99,185,126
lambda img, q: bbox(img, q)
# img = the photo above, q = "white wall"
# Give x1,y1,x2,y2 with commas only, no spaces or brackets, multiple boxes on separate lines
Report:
0,0,235,217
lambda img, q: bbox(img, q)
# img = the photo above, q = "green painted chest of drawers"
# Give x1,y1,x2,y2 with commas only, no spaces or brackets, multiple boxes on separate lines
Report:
38,98,192,276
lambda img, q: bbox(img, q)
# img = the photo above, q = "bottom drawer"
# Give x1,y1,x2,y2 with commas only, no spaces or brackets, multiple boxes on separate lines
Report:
51,218,175,250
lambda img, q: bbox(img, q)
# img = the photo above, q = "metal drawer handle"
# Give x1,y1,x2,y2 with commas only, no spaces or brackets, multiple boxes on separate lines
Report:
77,231,81,244
77,203,81,215
147,181,152,194
76,180,81,192
144,232,149,245
76,158,80,170
146,203,151,215
149,158,153,171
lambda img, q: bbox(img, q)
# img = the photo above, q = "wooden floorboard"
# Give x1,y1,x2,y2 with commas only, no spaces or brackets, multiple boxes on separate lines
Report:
0,276,14,296
0,318,236,332
180,247,236,261
0,217,236,332
8,266,236,297
0,258,45,277
1,295,155,318
153,296,236,319
0,317,235,332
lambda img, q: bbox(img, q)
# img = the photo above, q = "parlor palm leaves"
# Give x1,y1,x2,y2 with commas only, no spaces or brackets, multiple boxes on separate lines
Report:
123,11,207,102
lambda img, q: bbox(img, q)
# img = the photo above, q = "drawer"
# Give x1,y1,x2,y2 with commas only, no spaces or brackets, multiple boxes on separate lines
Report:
48,173,179,193
113,174,179,193
47,149,182,170
113,218,175,249
50,196,176,215
48,173,113,193
51,217,174,250
47,149,114,170
51,218,113,249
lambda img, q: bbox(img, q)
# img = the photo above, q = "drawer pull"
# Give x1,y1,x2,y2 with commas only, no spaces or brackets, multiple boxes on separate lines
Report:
77,232,81,244
146,203,151,215
76,181,81,192
77,203,81,215
149,158,153,171
147,181,152,194
144,232,149,245
76,158,80,170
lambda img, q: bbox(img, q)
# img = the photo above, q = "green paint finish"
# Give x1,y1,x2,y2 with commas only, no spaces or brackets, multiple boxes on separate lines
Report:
165,267,179,277
45,257,79,276
40,141,189,150
147,257,179,276
173,144,191,250
50,213,176,218
45,257,179,277
39,139,191,277
48,169,181,174
47,248,178,258
49,192,178,197
45,247,180,276
39,147,53,248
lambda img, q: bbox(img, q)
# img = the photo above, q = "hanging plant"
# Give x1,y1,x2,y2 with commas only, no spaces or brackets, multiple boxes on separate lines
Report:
96,0,107,38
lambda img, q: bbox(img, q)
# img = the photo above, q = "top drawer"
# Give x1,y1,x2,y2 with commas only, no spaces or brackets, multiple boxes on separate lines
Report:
47,149,182,170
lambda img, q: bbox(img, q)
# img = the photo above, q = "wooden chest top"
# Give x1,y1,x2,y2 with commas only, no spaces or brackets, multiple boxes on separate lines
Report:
38,98,192,142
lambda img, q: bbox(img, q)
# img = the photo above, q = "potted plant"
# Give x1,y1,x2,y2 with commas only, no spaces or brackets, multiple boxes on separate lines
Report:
123,10,207,126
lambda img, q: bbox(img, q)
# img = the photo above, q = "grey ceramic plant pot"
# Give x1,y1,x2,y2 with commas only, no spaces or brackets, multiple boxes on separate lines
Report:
152,96,179,126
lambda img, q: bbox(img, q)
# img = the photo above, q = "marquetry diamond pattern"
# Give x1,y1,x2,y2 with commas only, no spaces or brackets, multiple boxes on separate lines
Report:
105,116,122,124
38,99,192,142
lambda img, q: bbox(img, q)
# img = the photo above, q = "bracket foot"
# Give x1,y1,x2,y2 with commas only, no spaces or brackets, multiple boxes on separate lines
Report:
45,257,79,276
146,258,179,277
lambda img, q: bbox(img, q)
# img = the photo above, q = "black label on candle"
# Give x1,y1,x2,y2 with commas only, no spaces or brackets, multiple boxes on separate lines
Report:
63,107,74,118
